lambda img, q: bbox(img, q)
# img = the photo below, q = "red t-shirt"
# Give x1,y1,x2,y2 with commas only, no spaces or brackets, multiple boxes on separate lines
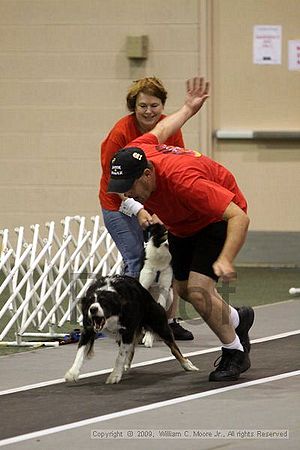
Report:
126,133,247,237
99,114,184,210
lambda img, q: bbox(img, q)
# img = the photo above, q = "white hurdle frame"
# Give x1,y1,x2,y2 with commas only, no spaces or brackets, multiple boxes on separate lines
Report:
0,215,122,346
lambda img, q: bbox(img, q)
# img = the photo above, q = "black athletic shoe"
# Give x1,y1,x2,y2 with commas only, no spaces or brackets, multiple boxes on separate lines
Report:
209,348,251,382
235,306,255,353
169,319,194,340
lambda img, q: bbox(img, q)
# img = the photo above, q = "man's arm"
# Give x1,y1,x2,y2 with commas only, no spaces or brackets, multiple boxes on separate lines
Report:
119,198,163,229
213,202,250,281
150,77,209,144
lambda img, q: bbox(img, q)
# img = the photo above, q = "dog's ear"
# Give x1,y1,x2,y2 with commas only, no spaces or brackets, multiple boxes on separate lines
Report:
144,224,155,242
85,281,97,298
146,223,166,237
147,223,159,235
100,292,121,316
81,295,93,326
85,276,106,298
146,223,167,247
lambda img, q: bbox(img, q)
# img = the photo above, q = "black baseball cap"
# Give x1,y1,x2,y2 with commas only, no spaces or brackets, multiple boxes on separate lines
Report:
107,147,148,193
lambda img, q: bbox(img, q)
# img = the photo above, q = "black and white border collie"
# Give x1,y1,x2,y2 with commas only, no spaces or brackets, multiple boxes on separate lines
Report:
65,275,198,385
139,223,173,347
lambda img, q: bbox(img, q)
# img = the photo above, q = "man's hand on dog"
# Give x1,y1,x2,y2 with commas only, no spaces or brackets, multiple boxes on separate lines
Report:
137,210,163,229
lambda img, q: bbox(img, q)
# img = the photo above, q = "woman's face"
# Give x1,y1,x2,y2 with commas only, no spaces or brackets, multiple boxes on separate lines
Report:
134,92,164,133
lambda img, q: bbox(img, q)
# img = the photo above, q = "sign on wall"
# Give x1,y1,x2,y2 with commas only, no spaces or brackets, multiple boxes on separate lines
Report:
253,25,282,64
288,40,300,71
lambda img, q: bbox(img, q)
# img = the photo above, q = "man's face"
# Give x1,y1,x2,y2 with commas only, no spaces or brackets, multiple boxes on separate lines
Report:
123,169,154,204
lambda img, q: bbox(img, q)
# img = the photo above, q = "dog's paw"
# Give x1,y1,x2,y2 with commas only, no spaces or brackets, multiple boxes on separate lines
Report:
142,331,154,348
105,371,123,384
64,369,80,382
181,358,199,371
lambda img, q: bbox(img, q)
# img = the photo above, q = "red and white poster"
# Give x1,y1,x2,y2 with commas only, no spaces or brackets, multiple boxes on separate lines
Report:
253,25,282,65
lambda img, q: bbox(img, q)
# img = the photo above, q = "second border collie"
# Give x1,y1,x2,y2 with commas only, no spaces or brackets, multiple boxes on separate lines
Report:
139,223,173,347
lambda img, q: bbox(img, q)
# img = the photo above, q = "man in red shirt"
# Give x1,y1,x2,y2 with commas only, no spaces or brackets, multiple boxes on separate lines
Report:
108,77,254,382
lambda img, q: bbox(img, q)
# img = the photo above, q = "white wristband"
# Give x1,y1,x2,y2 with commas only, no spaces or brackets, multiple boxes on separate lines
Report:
119,198,144,217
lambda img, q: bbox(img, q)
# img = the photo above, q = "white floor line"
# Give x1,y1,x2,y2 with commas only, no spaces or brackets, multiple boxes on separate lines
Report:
0,329,299,397
253,298,298,308
250,329,300,344
0,369,299,448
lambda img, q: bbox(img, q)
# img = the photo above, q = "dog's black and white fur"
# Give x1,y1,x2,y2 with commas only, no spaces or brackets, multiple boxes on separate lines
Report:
65,275,198,384
139,223,173,347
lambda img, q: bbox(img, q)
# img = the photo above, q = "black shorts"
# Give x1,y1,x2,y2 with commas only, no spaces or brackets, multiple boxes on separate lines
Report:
168,221,227,282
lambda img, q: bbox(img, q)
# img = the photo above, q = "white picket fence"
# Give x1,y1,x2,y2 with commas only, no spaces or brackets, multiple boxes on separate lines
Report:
0,215,122,347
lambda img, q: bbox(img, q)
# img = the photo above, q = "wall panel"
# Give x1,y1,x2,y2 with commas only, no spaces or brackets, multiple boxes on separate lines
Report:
0,0,202,231
212,0,300,231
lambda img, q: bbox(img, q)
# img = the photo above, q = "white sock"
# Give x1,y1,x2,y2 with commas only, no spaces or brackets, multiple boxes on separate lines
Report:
222,335,244,352
229,306,240,329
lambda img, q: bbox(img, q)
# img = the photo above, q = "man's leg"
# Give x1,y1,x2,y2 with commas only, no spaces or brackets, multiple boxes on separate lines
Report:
176,272,253,381
175,274,236,343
